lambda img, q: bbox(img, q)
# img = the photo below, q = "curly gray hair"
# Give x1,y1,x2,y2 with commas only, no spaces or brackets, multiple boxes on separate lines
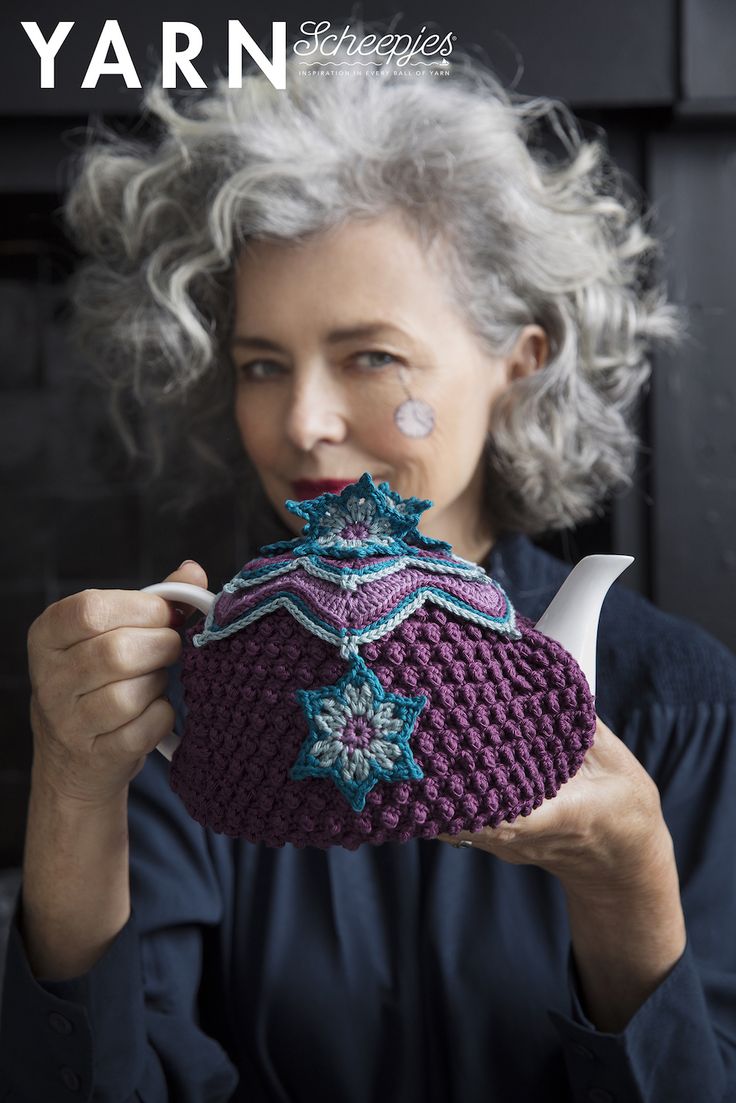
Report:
61,31,683,535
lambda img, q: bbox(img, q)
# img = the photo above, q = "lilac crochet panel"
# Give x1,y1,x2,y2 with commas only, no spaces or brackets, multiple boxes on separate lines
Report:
196,550,517,655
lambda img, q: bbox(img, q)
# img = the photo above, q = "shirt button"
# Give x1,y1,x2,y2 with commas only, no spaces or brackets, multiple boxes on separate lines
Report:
48,1011,73,1034
571,1042,595,1059
587,1090,614,1103
60,1067,80,1091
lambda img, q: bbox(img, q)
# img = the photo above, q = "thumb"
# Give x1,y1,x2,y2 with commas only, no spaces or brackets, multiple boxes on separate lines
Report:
163,559,210,629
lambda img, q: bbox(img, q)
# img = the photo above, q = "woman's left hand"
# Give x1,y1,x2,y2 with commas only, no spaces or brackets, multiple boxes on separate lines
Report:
436,715,671,893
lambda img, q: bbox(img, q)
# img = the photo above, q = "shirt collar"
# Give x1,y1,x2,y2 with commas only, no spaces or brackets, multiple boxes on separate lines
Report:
483,531,574,621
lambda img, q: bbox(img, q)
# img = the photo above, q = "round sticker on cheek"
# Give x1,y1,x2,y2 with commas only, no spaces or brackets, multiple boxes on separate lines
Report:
393,364,435,438
395,398,435,437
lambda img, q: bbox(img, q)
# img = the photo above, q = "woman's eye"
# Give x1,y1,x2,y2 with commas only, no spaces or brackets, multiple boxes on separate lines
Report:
236,352,397,381
237,360,283,380
354,351,397,370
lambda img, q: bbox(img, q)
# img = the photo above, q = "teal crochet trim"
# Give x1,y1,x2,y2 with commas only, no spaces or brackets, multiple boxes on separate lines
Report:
192,582,521,657
290,652,427,813
259,472,453,558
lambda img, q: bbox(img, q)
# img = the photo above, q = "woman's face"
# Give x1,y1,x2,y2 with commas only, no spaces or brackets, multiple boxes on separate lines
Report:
230,211,540,564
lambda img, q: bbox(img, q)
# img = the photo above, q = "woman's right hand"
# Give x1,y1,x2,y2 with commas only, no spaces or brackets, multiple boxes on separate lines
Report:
26,560,208,807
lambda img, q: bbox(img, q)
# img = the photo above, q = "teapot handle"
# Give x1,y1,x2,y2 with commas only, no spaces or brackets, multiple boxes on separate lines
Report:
140,582,217,761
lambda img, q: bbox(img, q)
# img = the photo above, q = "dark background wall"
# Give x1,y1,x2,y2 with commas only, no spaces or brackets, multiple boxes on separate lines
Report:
1,0,735,869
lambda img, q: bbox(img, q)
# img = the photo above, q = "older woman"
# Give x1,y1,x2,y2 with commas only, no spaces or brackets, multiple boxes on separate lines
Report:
1,38,735,1103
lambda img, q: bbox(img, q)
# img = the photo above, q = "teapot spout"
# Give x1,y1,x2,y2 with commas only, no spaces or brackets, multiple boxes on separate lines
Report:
534,555,634,697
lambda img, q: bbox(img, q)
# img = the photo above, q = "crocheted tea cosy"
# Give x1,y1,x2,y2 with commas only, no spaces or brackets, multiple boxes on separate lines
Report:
170,473,596,849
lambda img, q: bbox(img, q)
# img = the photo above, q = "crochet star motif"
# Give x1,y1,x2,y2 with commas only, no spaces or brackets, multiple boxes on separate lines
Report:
291,654,427,812
260,471,453,558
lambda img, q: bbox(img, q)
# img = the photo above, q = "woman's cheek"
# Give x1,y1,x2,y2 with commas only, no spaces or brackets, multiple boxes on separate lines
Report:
234,394,268,451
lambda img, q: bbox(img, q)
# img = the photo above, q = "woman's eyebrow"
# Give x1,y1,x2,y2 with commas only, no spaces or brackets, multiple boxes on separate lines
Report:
229,322,413,351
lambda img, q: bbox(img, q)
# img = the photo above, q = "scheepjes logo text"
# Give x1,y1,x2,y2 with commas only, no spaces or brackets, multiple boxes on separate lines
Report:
20,19,455,91
294,21,454,70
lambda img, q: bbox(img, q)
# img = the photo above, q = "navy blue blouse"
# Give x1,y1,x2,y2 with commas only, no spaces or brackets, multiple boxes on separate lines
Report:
1,532,735,1102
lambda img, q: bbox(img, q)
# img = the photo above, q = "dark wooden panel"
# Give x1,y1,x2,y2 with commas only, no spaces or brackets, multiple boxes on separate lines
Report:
648,132,736,651
683,0,736,101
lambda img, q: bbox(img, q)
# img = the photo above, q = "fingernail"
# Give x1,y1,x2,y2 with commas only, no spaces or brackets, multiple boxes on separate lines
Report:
170,604,188,629
178,559,196,568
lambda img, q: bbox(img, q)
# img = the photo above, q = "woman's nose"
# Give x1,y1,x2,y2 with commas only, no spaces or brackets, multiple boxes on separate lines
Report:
284,368,349,450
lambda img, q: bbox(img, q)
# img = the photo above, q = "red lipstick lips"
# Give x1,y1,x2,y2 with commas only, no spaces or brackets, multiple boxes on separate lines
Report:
292,479,360,500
